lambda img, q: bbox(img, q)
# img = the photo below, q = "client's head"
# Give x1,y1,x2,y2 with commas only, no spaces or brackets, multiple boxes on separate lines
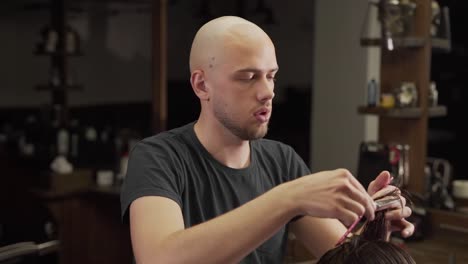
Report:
317,204,415,263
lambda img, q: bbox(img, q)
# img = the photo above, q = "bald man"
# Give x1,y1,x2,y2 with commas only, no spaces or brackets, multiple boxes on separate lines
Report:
120,16,414,264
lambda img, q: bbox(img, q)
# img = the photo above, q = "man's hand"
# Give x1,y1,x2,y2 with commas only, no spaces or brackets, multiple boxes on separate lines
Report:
284,169,376,227
368,171,415,238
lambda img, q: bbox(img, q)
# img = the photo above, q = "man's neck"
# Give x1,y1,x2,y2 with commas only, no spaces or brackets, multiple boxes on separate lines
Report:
194,117,250,169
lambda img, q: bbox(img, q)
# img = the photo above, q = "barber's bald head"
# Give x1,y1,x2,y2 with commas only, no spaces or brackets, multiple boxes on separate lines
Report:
189,16,274,73
189,16,277,140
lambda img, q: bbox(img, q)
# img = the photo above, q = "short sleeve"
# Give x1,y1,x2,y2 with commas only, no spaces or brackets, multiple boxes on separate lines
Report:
286,145,311,181
286,145,311,222
120,138,184,224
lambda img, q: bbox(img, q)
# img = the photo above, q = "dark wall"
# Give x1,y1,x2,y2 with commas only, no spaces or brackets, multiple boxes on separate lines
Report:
429,1,468,180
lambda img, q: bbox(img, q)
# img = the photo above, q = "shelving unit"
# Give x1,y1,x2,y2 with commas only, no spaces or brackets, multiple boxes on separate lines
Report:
360,5,451,53
34,0,83,125
358,0,441,195
357,1,468,235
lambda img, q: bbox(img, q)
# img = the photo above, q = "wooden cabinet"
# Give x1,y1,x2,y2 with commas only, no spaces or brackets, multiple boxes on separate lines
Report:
35,187,133,264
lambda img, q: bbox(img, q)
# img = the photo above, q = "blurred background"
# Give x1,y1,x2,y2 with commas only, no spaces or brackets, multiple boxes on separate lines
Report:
0,0,314,263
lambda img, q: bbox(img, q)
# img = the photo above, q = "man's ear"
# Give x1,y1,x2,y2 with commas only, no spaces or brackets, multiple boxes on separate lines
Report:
190,70,210,101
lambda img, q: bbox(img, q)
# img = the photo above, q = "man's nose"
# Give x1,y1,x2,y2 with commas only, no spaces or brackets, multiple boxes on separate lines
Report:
256,78,275,103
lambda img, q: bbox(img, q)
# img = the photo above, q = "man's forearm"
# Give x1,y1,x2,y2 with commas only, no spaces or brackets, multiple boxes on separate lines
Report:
138,186,297,264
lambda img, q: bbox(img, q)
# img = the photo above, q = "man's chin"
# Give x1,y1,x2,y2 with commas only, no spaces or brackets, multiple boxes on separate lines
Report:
248,126,268,140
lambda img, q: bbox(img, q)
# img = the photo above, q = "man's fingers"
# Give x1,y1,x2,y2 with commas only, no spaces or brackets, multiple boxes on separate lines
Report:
401,219,415,237
298,169,377,222
341,197,367,221
365,171,415,239
385,206,412,220
367,170,392,195
343,171,376,220
390,219,415,238
346,170,369,195
332,184,374,222
371,185,399,200
346,179,375,220
337,208,362,227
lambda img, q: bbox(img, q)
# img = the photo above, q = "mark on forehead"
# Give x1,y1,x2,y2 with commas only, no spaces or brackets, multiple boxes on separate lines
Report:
209,57,215,68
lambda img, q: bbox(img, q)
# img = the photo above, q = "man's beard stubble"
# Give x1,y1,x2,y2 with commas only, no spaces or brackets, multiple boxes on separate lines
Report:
213,102,269,140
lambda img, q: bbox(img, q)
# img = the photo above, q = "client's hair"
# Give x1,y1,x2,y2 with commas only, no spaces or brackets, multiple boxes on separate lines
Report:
317,193,415,264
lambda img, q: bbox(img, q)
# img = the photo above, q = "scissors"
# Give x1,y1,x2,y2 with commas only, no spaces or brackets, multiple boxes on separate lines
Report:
335,196,401,246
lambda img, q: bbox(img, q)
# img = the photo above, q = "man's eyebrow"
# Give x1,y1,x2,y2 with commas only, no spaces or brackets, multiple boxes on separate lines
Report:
235,67,279,73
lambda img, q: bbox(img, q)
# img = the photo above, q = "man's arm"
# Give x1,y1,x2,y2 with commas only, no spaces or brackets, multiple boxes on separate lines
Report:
289,216,346,258
130,189,296,264
130,169,375,264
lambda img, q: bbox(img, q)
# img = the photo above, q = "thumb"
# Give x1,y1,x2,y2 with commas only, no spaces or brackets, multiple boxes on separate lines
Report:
368,170,392,195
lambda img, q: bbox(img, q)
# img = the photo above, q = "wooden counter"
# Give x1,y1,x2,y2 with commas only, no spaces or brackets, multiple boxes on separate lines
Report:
404,208,468,263
32,185,133,264
406,228,468,263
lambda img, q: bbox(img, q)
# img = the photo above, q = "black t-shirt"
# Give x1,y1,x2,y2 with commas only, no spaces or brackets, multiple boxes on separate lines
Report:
120,122,310,263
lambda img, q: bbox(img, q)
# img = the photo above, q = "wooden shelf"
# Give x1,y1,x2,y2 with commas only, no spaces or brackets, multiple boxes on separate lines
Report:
35,84,84,91
34,49,84,57
361,37,451,52
432,38,451,52
358,105,447,118
360,37,426,48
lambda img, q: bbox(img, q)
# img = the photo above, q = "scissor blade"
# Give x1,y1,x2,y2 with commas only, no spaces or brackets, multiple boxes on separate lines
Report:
375,196,401,211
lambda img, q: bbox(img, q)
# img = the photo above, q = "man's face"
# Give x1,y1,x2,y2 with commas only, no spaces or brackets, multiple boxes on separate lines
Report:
206,38,278,140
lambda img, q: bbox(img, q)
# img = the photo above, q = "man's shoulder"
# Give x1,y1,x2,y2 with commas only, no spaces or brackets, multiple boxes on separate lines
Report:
138,123,194,150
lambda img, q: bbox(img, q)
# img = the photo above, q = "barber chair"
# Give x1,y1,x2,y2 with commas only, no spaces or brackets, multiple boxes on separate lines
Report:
0,240,59,264
0,197,60,264
0,144,60,264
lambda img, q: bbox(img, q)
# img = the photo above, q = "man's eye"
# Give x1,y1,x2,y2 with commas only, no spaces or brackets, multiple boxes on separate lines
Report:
268,76,277,82
238,75,255,81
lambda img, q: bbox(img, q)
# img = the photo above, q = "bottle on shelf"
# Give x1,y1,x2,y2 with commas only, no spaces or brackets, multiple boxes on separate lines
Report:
49,67,61,87
429,81,439,107
367,78,379,107
36,25,59,54
69,119,80,164
18,115,38,158
49,104,73,174
65,25,80,55
50,104,67,156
